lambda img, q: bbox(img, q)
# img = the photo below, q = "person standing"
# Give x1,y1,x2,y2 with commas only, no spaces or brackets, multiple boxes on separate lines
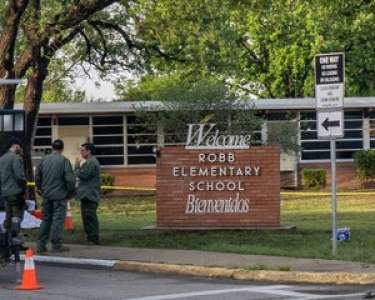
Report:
75,143,101,245
36,139,75,253
0,138,27,232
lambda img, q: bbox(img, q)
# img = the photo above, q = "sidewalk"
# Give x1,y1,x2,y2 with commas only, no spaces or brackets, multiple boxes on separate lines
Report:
27,243,375,285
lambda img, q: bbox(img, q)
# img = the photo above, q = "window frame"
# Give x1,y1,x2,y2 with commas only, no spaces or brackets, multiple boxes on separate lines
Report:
299,109,365,163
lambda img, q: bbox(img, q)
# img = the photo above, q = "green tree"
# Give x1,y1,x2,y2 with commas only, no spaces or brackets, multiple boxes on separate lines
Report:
317,1,375,96
119,72,263,145
229,0,321,98
15,58,86,103
130,0,375,98
117,72,299,152
0,0,183,188
126,0,320,98
3,0,375,186
115,72,232,101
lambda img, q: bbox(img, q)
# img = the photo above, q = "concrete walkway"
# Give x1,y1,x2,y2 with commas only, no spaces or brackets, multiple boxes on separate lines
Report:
24,243,375,285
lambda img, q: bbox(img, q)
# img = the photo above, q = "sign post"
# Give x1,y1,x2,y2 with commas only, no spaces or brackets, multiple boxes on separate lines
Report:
315,52,345,256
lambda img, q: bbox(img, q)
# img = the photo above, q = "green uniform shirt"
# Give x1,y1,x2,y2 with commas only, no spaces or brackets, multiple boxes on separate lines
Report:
75,157,101,202
35,151,75,200
0,151,26,197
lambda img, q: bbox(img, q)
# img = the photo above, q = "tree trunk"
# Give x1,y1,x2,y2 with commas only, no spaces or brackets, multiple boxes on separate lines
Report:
0,0,30,108
23,55,49,200
0,85,17,109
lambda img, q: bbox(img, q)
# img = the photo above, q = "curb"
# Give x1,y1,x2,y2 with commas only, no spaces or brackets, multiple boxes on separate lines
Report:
21,254,375,285
114,261,375,285
20,254,117,269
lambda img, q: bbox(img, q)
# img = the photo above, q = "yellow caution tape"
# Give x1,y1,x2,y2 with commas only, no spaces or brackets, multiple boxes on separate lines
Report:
100,185,156,191
27,182,155,192
26,182,375,195
281,191,375,196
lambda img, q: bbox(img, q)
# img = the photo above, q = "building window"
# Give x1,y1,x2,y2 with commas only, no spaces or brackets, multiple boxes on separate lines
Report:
93,116,124,166
34,117,52,148
164,129,186,146
58,116,89,126
368,111,375,149
33,117,52,162
300,110,363,161
0,111,24,132
126,115,157,165
251,130,262,145
3,114,13,132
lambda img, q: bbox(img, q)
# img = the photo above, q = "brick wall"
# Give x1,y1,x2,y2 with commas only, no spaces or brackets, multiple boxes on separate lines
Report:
156,146,280,228
102,167,156,188
103,161,361,192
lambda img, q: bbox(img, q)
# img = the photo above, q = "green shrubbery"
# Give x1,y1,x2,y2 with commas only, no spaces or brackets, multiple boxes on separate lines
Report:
353,150,375,181
302,169,326,190
100,173,115,195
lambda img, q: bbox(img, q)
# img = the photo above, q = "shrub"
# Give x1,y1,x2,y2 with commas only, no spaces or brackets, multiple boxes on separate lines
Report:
101,173,115,195
353,150,375,181
302,169,326,190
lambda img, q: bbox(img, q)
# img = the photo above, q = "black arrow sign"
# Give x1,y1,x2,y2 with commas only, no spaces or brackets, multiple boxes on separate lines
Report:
322,118,340,131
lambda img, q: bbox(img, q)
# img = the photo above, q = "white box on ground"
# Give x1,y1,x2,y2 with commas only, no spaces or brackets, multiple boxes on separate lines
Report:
317,110,344,139
316,83,344,109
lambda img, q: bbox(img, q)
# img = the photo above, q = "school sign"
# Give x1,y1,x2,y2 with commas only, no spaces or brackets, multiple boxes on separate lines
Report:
156,123,281,229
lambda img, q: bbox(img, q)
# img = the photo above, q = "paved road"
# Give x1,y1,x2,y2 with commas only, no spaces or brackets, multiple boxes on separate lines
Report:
0,264,373,300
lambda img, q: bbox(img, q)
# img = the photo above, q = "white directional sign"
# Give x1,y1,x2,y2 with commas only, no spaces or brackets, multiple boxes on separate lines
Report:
317,110,344,139
316,84,344,109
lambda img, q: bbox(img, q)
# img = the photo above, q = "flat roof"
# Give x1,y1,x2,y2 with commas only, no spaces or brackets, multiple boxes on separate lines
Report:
14,97,375,114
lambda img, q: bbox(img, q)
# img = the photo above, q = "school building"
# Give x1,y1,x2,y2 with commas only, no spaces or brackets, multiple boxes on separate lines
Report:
23,97,375,190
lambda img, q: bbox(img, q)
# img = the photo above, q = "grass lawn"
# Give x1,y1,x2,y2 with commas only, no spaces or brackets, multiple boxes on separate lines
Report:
27,193,375,263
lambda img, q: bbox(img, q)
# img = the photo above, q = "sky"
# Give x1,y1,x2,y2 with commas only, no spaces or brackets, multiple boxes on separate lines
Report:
74,67,136,102
77,76,116,101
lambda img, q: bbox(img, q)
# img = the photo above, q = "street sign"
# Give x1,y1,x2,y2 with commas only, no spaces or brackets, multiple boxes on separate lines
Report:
317,110,344,139
315,52,345,139
316,84,344,109
315,53,344,85
315,52,345,257
315,53,344,109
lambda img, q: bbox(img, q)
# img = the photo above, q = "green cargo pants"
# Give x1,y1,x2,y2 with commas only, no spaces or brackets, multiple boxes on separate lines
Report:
37,199,67,249
80,198,99,243
3,194,24,231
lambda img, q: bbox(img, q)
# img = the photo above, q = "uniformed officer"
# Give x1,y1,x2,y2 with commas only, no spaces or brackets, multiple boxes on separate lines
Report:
0,138,27,232
75,143,101,245
36,139,75,253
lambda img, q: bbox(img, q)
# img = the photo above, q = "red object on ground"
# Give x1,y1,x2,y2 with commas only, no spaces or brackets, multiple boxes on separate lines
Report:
31,210,43,220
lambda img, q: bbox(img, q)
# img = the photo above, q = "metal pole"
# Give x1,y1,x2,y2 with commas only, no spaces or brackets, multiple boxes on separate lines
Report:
0,79,22,85
330,138,337,256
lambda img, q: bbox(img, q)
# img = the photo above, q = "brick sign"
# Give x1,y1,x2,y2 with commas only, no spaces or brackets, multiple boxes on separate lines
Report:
156,145,280,228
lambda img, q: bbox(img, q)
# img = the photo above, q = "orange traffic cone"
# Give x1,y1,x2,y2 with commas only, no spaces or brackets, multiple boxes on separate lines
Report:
64,200,74,231
17,248,43,291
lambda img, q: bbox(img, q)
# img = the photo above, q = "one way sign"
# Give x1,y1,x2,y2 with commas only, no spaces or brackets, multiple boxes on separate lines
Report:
317,111,344,139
